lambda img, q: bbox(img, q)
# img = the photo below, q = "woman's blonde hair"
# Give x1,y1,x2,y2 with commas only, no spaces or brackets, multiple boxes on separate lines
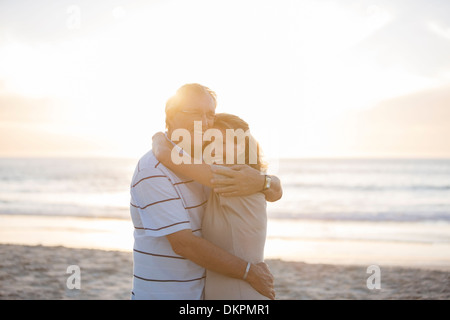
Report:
213,113,268,173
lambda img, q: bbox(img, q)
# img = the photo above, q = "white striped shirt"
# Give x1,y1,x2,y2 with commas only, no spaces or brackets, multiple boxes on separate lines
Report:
130,150,208,300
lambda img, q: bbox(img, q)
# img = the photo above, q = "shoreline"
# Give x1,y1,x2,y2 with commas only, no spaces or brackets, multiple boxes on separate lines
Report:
0,243,449,300
1,214,450,272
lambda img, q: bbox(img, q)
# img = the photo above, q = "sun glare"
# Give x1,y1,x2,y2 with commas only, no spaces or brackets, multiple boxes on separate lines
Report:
0,0,449,158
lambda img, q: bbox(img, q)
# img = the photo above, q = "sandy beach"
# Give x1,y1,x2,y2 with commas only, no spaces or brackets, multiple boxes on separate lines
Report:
0,243,449,300
1,214,449,299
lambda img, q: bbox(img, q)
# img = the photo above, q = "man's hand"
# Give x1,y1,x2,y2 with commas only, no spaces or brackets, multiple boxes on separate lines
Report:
211,165,282,202
167,229,275,300
246,262,276,300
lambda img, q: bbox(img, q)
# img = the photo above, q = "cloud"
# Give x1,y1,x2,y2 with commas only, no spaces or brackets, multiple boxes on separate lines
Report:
0,123,115,157
428,21,450,41
341,0,450,78
0,90,97,157
0,92,58,123
333,85,450,157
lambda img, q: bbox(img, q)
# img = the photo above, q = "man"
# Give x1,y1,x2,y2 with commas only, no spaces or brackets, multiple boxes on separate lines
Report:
130,84,282,299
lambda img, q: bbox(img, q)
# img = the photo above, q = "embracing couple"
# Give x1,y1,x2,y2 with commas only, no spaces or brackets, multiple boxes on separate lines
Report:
129,83,282,300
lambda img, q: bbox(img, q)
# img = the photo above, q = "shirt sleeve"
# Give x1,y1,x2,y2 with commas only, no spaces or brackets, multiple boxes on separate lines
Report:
202,185,212,199
130,169,191,237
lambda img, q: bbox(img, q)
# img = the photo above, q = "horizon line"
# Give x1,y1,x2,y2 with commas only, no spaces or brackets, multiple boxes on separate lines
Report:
1,154,449,161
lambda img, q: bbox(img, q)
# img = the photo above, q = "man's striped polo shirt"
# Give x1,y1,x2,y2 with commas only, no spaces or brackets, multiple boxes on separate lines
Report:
130,149,208,300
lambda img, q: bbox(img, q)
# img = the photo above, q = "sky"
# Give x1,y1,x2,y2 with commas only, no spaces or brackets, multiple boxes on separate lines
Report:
0,0,450,160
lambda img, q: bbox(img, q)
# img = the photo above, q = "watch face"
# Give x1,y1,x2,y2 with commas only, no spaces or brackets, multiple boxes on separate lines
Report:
265,176,271,189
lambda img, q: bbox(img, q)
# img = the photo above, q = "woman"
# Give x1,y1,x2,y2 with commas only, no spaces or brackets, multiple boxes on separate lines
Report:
152,113,270,300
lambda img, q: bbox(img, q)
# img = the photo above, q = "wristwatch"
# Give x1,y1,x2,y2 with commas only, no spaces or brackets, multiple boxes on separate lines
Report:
262,175,272,191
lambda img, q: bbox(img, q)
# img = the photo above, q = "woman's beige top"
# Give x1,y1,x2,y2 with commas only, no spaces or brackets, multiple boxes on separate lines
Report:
202,191,269,300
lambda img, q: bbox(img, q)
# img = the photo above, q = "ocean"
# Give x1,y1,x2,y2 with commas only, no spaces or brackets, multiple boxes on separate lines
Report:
1,157,449,223
2,156,450,267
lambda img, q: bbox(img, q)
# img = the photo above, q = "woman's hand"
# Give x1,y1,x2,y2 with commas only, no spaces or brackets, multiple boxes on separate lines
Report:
210,164,265,197
211,164,282,201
